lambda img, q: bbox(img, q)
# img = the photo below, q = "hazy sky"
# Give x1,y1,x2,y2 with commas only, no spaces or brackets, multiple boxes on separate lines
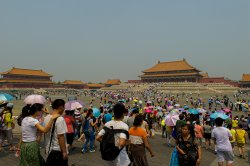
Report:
1,1,250,82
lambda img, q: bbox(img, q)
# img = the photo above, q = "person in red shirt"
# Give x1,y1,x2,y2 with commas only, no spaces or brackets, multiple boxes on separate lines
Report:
64,110,75,151
194,120,204,147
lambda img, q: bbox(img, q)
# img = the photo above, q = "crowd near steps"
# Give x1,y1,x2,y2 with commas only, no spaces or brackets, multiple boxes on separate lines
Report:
102,82,240,94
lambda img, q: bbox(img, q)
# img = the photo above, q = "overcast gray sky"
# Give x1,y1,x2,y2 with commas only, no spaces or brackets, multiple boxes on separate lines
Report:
1,1,250,82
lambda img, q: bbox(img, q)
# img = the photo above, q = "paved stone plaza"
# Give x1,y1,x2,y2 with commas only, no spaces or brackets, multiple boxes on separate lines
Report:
0,134,249,166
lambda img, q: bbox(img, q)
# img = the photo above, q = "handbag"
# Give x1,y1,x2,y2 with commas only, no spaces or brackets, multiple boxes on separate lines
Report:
169,147,179,166
187,148,198,162
46,150,67,166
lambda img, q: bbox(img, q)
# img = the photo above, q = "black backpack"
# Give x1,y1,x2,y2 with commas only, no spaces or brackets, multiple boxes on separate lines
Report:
100,126,129,161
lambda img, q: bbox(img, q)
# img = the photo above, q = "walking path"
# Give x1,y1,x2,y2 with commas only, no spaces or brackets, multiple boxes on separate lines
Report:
0,134,249,166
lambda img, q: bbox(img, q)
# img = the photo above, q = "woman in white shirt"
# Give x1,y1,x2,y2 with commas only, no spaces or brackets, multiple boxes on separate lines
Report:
19,103,59,166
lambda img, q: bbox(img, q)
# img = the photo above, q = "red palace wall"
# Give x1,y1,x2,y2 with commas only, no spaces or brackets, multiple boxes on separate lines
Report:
199,77,225,83
0,83,53,89
198,77,239,87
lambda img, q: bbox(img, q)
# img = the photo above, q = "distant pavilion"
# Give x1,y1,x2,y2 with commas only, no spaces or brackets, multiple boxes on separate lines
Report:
105,79,121,87
87,84,105,89
140,59,202,82
240,74,250,88
62,80,87,89
0,67,53,88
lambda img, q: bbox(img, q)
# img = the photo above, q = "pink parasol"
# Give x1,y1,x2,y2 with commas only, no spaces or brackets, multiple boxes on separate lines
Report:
145,109,152,113
24,95,46,105
65,100,84,110
223,108,231,113
165,114,179,126
148,106,154,109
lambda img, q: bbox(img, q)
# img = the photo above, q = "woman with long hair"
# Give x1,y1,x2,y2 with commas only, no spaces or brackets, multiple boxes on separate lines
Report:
19,103,59,166
194,120,204,147
129,115,154,166
176,124,202,166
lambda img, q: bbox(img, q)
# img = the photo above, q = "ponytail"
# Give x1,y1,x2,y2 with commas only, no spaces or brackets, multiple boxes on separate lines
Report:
17,103,44,126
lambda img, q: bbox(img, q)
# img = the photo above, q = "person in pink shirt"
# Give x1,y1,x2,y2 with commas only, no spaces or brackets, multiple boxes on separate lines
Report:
195,120,204,147
64,110,75,151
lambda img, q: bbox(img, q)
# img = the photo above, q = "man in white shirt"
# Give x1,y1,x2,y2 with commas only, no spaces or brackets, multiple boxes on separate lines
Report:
44,99,68,166
212,117,234,166
97,103,130,166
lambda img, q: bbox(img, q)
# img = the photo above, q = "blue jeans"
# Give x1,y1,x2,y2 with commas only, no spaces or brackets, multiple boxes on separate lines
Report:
82,131,95,151
74,123,82,139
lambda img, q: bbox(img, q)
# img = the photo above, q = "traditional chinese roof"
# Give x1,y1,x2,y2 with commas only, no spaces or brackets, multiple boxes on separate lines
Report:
0,67,52,77
105,79,121,85
0,79,53,84
143,59,200,73
201,72,209,78
62,80,86,85
140,72,200,78
241,74,250,82
87,84,105,88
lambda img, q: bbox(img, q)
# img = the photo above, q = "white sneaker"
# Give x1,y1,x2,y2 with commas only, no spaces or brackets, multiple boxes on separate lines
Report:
89,149,95,153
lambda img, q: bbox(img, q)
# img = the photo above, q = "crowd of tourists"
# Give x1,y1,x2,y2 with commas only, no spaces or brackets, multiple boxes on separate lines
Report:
0,89,249,166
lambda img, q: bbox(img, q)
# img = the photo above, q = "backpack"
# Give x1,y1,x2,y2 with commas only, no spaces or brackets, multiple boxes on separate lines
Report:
100,126,129,161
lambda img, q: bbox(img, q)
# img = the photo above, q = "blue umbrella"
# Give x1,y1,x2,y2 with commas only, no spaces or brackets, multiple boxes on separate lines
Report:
183,105,189,110
188,109,199,115
0,93,14,101
210,112,229,120
92,108,101,118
